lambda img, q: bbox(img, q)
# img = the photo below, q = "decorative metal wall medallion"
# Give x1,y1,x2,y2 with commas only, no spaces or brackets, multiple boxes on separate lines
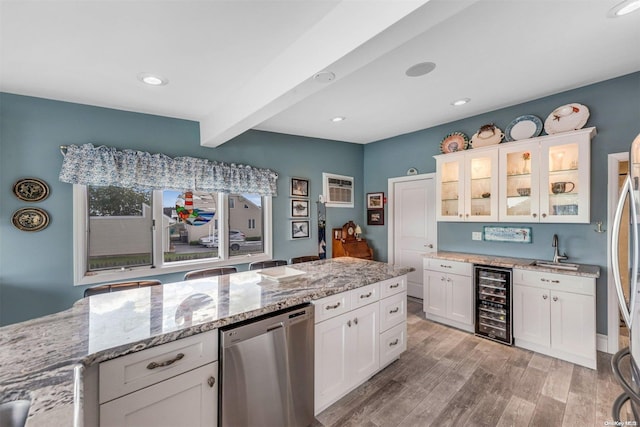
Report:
13,178,50,202
12,207,50,232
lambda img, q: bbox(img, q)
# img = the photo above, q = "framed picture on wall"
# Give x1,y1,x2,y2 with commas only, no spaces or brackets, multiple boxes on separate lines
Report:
291,199,309,217
291,220,310,239
367,192,384,209
290,177,309,198
367,209,384,225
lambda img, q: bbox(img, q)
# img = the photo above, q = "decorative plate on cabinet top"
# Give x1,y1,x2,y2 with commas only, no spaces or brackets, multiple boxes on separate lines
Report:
440,132,469,154
470,124,504,148
544,103,589,134
13,177,50,202
504,115,543,141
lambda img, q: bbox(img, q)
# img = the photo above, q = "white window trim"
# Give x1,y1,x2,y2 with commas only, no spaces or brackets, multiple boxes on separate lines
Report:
73,185,273,286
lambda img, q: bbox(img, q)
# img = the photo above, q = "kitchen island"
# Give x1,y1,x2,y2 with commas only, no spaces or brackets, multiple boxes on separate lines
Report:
0,257,412,426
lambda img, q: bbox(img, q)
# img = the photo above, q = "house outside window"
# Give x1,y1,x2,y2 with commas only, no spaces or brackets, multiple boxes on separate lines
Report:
74,186,272,285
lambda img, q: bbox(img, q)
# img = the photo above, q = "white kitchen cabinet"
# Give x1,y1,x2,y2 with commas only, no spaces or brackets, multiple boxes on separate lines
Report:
98,330,218,426
435,149,499,222
313,275,408,414
423,259,473,332
100,362,217,427
512,268,596,369
314,302,379,413
437,127,595,223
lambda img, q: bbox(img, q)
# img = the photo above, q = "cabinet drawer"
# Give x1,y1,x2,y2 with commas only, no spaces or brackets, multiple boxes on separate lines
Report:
380,292,406,332
513,269,595,296
380,323,406,367
351,283,380,309
314,292,351,323
424,258,471,276
379,276,407,299
99,330,217,404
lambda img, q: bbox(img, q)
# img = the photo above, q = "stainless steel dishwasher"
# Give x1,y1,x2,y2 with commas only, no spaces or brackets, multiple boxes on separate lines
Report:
219,304,314,427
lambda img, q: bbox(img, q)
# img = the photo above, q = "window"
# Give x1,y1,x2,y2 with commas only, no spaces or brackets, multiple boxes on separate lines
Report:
74,186,272,285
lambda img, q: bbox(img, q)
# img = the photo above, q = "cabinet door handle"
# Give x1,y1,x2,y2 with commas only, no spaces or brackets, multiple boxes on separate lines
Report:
146,353,185,370
354,317,358,325
532,213,537,218
347,320,352,327
326,302,341,310
390,283,400,289
426,244,434,248
465,213,470,217
389,307,400,314
441,276,446,281
208,376,216,388
553,296,558,302
542,294,548,300
459,214,463,218
360,292,373,299
542,213,547,218
446,278,452,283
389,339,399,347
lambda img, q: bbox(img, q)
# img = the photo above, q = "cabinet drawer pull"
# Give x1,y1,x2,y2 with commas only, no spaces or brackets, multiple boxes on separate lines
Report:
390,283,400,289
325,302,341,310
389,307,400,314
440,264,452,269
551,280,560,284
208,376,216,388
540,278,550,283
360,292,373,299
389,339,399,347
146,352,184,370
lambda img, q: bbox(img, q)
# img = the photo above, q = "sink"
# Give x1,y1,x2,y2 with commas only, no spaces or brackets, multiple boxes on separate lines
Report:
530,260,580,271
0,400,31,427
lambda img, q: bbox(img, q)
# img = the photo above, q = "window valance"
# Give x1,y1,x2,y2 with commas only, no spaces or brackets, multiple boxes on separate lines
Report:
59,143,278,196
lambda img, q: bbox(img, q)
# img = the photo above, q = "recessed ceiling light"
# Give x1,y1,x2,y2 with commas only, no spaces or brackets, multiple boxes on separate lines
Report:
405,62,436,77
314,71,336,83
137,72,168,86
451,98,471,106
608,0,640,17
331,116,346,122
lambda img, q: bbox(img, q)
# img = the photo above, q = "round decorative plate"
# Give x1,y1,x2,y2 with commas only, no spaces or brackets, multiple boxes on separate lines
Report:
505,115,543,141
12,207,50,232
470,124,504,148
440,132,469,154
13,178,50,202
544,103,589,134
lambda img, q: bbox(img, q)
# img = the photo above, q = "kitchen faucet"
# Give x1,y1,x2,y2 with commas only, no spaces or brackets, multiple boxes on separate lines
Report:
552,234,568,263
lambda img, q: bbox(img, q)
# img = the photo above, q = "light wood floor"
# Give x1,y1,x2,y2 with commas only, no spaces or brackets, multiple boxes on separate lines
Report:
316,298,630,427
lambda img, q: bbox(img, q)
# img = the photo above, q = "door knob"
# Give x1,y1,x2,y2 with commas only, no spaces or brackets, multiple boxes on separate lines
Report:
425,244,434,248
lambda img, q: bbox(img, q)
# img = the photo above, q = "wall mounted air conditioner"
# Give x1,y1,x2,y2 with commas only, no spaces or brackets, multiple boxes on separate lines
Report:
322,172,354,208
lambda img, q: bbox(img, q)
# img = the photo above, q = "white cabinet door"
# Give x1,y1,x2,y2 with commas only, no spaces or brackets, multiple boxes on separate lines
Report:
550,290,596,360
436,153,465,221
448,273,473,326
100,362,217,427
314,312,350,411
498,141,540,222
424,272,447,317
513,284,550,347
465,149,499,222
350,303,380,385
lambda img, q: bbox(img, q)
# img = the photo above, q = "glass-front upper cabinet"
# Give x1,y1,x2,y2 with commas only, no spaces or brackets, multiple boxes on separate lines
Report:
435,149,498,222
539,129,593,223
465,149,498,222
436,153,465,221
499,141,540,222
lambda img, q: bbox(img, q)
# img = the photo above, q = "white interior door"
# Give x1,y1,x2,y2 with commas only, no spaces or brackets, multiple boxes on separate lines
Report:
388,174,437,299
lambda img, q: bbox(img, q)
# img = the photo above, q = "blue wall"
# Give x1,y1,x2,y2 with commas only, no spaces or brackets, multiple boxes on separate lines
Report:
363,72,640,334
0,93,363,325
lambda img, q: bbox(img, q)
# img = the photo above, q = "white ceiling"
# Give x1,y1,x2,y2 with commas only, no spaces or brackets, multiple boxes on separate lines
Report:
1,0,639,147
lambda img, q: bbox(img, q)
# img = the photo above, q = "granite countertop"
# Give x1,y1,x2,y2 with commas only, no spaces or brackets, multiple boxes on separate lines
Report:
0,257,413,426
424,251,600,278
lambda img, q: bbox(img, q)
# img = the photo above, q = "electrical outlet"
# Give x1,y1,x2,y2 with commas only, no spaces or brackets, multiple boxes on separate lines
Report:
472,232,482,241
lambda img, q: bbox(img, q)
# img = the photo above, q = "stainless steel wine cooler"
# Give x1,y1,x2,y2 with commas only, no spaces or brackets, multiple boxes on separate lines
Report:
474,265,513,345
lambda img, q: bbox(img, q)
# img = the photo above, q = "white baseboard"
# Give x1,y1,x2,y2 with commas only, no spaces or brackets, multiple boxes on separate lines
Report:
597,333,609,353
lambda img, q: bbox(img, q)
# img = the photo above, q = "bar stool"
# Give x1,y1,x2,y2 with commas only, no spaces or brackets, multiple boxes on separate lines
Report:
248,260,287,270
83,280,162,297
184,267,238,280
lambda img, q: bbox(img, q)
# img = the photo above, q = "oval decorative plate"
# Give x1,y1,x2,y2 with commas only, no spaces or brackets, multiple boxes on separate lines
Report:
13,178,50,202
504,115,543,141
12,207,50,232
470,124,504,148
440,132,469,154
544,103,589,134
